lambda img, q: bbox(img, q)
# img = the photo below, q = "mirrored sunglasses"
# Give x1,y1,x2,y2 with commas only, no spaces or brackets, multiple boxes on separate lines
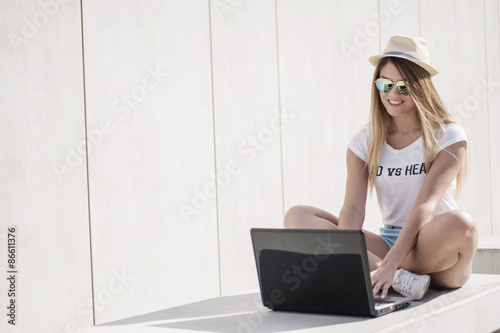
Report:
375,78,410,96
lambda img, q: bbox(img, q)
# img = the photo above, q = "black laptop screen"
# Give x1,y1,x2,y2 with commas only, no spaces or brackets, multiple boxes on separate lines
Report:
258,249,372,316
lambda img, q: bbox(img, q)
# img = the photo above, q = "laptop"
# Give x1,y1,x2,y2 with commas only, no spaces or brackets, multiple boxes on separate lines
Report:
250,228,412,317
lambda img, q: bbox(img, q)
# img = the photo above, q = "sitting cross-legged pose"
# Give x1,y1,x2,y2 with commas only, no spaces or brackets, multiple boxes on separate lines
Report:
284,36,478,300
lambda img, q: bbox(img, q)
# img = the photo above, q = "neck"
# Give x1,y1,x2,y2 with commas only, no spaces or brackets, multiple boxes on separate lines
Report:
389,113,421,134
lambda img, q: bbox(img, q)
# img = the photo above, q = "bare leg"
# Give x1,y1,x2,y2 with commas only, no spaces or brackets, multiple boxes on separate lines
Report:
400,210,478,288
284,205,390,270
284,205,340,229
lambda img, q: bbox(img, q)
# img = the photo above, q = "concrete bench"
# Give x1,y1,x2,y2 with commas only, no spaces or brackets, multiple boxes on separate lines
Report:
84,273,500,333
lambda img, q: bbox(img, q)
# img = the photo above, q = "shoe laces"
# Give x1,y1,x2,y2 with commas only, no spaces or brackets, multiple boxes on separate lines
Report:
395,270,417,294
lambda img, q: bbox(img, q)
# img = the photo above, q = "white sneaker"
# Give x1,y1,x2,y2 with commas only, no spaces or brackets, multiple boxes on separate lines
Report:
392,269,431,300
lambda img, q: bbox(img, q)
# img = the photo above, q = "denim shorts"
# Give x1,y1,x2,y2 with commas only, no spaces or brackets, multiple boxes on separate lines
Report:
379,225,402,249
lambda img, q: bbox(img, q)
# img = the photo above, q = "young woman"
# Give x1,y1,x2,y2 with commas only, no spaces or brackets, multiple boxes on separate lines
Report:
284,36,478,300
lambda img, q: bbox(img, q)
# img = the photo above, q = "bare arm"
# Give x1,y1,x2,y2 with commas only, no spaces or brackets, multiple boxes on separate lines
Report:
338,149,369,230
371,140,467,296
383,141,466,267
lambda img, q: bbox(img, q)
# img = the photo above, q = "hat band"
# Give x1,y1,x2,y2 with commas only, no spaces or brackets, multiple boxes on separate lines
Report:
384,51,421,62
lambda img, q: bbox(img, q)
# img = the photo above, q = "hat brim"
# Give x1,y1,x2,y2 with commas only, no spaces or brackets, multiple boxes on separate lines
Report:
369,54,438,77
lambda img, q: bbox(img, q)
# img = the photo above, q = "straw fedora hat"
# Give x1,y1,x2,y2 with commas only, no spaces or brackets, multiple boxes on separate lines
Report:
369,35,438,77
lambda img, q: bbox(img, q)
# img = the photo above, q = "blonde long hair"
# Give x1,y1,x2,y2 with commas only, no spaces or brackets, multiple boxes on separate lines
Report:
366,57,467,195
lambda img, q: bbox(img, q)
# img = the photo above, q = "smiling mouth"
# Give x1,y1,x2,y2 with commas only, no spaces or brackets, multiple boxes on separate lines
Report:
388,100,403,105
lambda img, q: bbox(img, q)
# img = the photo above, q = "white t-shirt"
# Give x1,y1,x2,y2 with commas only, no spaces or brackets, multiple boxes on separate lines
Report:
347,123,467,227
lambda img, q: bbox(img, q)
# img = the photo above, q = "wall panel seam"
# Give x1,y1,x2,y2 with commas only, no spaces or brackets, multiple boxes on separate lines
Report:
377,0,382,51
207,0,222,297
275,0,285,218
483,0,494,235
418,0,422,37
79,0,96,325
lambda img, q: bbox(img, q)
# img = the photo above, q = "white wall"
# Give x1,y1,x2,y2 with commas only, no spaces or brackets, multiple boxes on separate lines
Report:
1,0,499,331
210,0,285,296
279,0,381,233
81,0,221,324
0,1,92,332
485,0,500,236
420,0,491,235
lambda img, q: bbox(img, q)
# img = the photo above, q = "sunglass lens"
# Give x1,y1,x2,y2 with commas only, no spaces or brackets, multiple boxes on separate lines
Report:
396,81,410,96
375,78,392,93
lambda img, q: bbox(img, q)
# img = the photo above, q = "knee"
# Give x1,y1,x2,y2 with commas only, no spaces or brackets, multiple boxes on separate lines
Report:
438,210,474,231
452,210,477,237
283,205,309,228
440,210,478,246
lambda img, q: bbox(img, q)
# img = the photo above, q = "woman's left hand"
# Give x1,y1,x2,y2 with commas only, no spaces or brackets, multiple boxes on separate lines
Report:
370,262,397,299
